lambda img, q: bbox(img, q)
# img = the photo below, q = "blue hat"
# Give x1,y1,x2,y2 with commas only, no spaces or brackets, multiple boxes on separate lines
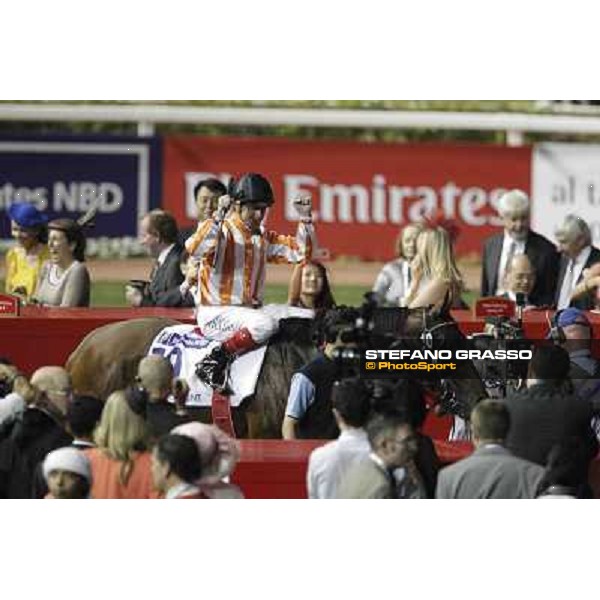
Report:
7,202,48,228
557,307,590,328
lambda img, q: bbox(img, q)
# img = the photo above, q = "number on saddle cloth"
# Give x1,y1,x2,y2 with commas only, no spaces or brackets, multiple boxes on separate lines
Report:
148,324,268,408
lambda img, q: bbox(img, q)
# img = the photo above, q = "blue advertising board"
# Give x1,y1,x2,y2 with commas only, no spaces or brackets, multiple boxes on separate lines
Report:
0,135,161,240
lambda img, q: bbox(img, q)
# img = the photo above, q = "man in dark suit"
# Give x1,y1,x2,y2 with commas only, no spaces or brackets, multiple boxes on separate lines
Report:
501,254,539,307
126,210,189,307
504,345,598,468
436,399,544,499
554,214,600,310
481,190,558,306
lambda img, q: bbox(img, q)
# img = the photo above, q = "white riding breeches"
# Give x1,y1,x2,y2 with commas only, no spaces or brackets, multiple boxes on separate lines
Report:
195,304,314,345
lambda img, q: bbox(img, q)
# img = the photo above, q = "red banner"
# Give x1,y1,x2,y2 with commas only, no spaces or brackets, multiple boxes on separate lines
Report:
162,136,532,260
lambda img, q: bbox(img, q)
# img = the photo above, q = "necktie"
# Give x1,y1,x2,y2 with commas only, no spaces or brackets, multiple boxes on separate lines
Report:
501,242,516,293
558,259,575,310
387,468,399,499
149,259,160,280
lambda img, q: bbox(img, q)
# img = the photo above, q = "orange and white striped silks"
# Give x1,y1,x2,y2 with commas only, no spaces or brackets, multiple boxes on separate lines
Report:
185,212,316,306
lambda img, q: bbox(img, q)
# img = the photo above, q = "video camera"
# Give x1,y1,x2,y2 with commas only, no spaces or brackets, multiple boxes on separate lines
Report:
471,294,533,395
0,377,12,398
325,292,406,376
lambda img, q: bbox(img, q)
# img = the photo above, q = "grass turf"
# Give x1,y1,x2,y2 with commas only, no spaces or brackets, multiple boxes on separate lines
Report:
92,281,374,307
3,279,477,308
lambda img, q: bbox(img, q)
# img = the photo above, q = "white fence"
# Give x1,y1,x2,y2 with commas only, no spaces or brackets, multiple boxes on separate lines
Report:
3,103,600,145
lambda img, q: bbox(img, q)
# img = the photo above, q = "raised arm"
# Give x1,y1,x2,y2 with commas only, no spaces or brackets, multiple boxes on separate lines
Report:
184,195,232,259
266,195,317,264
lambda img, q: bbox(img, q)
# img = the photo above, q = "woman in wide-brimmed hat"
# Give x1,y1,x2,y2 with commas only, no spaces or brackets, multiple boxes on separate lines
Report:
4,202,49,301
171,422,244,499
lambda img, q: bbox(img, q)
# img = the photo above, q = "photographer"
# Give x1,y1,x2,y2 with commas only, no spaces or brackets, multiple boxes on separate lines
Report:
282,309,359,440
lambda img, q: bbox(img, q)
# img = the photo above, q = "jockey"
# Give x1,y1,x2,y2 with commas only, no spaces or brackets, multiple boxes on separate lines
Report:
185,172,316,391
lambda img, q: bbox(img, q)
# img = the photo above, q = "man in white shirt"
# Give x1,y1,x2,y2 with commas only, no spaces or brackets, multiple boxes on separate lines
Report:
554,214,600,310
306,377,371,499
481,190,558,306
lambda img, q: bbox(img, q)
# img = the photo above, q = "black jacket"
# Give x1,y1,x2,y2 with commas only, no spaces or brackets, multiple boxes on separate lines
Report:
481,230,559,307
141,244,187,307
0,407,72,498
147,402,192,440
504,382,598,467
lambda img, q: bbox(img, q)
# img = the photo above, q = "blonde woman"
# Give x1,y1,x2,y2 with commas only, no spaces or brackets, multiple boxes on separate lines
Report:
404,227,464,310
86,388,154,499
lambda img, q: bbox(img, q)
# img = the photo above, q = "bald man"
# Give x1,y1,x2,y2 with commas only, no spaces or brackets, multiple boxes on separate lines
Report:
30,366,72,417
136,355,190,438
502,254,541,307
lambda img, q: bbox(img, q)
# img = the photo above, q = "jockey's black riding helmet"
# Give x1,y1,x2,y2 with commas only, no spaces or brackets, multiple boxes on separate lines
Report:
229,173,274,207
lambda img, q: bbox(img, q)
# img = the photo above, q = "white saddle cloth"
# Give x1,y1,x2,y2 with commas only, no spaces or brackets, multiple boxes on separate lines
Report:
148,324,268,408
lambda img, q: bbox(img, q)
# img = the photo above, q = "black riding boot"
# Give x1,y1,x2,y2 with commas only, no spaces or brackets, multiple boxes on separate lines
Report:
195,345,234,392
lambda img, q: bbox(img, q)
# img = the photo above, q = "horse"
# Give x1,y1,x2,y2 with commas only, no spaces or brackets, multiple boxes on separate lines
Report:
66,316,319,438
397,304,488,421
66,305,487,439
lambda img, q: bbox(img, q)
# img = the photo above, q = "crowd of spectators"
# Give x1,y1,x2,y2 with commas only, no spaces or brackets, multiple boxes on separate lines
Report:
2,181,600,499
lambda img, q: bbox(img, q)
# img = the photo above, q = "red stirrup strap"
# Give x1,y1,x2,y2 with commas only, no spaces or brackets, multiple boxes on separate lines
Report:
211,391,236,438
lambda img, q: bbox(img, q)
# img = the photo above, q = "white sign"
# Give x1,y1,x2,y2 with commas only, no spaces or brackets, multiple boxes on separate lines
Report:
532,143,600,246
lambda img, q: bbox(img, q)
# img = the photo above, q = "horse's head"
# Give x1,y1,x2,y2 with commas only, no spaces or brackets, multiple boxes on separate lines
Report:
393,305,487,421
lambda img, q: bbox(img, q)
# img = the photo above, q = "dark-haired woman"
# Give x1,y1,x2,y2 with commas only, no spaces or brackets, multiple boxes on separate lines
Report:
287,259,336,311
151,434,207,499
33,218,91,307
